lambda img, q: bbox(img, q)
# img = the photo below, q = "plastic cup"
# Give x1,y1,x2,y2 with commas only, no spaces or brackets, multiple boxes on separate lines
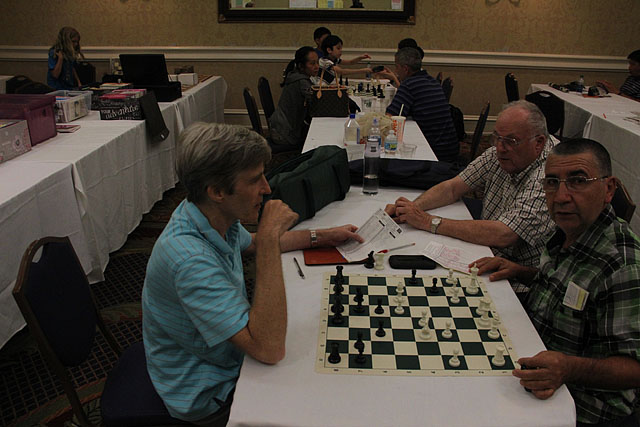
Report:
391,116,406,143
399,143,416,158
362,96,374,112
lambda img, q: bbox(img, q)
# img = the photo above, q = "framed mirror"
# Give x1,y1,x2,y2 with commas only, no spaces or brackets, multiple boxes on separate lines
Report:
218,1,415,24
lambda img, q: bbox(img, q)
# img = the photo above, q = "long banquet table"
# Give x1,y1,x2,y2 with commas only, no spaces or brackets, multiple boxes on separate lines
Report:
0,76,227,348
529,83,640,230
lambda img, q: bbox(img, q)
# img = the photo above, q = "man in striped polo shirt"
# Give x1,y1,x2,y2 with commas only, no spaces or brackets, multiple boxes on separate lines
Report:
142,123,362,425
383,47,459,162
596,49,640,101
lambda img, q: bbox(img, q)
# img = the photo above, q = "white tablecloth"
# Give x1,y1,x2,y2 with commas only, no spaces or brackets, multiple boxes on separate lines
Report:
303,117,437,161
0,76,227,348
228,186,576,427
529,84,640,230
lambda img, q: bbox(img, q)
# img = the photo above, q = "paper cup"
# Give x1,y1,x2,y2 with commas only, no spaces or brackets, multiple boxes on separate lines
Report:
391,116,406,143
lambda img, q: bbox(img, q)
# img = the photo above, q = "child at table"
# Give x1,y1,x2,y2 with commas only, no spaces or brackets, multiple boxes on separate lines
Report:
47,27,83,90
318,35,371,86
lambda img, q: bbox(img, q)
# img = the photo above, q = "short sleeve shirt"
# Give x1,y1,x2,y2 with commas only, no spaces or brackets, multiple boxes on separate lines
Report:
458,140,555,267
318,56,341,85
47,48,76,90
620,75,640,100
525,206,640,424
142,200,252,421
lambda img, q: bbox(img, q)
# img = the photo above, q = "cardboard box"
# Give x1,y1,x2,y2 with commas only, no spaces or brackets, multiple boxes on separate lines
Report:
0,119,31,164
178,73,199,86
51,90,92,122
98,89,146,120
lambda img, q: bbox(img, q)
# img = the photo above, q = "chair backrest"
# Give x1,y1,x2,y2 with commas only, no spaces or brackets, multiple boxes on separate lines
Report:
449,104,466,142
75,61,97,85
505,72,519,102
13,236,120,427
524,90,564,137
243,87,263,136
258,76,275,122
442,77,453,102
435,71,443,84
611,178,636,223
469,102,490,161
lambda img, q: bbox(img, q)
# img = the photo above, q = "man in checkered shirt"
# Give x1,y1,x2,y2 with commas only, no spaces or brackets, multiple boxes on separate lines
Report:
475,138,640,426
385,100,555,271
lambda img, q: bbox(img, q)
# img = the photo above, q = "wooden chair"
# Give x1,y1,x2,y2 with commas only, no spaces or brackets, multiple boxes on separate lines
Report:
258,76,276,127
442,77,453,102
505,72,519,102
525,90,564,138
243,87,264,136
611,178,636,223
13,236,190,427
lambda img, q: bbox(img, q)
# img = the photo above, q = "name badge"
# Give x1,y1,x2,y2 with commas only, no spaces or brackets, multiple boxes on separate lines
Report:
562,281,589,311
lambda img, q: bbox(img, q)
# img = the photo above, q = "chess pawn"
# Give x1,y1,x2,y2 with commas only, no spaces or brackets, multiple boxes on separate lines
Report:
447,268,454,285
478,307,491,328
418,309,428,327
488,318,500,339
420,322,432,339
394,296,404,315
448,347,461,367
442,320,453,339
450,286,460,304
492,344,506,367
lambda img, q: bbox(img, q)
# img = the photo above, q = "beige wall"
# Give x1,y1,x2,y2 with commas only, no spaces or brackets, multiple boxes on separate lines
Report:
0,0,637,125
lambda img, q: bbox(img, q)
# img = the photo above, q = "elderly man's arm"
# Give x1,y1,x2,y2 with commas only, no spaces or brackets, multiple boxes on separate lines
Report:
384,176,470,217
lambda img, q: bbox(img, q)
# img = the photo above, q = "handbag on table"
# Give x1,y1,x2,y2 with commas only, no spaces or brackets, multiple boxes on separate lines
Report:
308,68,349,118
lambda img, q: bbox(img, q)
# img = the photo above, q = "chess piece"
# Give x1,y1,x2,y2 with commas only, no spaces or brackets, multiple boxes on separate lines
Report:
328,342,341,364
331,295,344,314
364,251,375,269
442,320,453,339
420,322,432,339
448,348,461,368
335,265,344,285
353,287,365,313
470,263,479,279
492,344,506,367
409,268,418,284
478,309,491,328
394,296,404,314
466,275,479,295
374,297,384,314
353,297,365,314
450,286,460,304
354,332,366,364
488,318,500,339
331,309,344,325
418,309,428,327
428,277,438,294
446,268,454,285
374,252,385,270
396,281,405,296
375,320,386,337
476,297,489,316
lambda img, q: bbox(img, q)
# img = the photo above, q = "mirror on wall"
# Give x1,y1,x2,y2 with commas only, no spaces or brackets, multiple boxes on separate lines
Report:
218,0,415,24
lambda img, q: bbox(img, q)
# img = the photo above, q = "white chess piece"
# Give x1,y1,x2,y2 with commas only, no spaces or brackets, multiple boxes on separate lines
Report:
450,286,460,304
492,344,506,367
466,276,479,295
374,252,385,270
442,320,453,339
447,268,454,285
420,322,432,339
478,309,491,327
394,296,404,315
396,281,405,296
488,318,500,339
448,347,461,367
418,309,428,327
470,263,478,279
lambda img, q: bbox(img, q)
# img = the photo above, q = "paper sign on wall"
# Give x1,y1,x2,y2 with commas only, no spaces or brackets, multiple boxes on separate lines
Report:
290,0,317,7
391,0,402,10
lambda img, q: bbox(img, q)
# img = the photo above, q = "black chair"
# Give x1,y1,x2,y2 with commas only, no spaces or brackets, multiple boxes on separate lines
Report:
243,87,264,136
525,90,564,138
258,76,276,127
469,102,491,161
435,71,443,84
13,236,190,427
75,61,97,86
505,72,519,102
611,178,636,223
442,77,453,102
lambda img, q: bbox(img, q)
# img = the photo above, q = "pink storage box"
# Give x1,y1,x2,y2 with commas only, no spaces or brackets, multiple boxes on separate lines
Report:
0,94,57,145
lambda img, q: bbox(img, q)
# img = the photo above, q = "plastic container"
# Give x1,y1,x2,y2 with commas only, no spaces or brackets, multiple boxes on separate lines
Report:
50,90,92,122
577,75,584,93
369,117,382,147
384,129,398,154
363,134,380,195
343,113,361,145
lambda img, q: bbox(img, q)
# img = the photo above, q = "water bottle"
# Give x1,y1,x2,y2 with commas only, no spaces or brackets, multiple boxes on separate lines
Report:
363,135,380,194
384,129,398,155
369,117,382,148
577,75,584,93
343,113,361,145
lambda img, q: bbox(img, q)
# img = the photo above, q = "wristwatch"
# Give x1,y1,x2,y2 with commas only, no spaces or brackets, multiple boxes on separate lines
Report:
310,229,318,247
430,217,442,234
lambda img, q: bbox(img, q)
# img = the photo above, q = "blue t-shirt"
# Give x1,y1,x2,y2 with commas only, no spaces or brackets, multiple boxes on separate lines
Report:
142,199,252,421
47,48,76,90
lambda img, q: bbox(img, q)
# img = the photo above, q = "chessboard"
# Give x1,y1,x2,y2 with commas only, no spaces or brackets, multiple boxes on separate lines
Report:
316,267,520,376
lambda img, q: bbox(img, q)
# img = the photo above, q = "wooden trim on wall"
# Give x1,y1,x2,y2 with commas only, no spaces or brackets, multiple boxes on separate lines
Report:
0,46,628,72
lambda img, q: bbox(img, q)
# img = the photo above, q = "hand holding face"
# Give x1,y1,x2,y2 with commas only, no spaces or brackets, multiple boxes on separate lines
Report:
258,200,298,240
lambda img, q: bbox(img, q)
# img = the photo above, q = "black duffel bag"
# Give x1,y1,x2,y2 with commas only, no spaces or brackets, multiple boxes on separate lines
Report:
349,158,462,190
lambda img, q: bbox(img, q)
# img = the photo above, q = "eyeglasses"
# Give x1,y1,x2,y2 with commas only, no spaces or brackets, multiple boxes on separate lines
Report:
491,132,538,149
540,176,608,192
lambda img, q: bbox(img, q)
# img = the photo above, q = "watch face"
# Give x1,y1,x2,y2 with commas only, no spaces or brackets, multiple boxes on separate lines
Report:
432,217,441,225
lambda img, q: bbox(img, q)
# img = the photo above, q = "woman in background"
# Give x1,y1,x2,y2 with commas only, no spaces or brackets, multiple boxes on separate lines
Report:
47,27,83,90
269,46,319,151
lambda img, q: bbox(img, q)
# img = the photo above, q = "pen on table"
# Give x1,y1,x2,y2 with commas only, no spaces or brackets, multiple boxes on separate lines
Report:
603,113,607,118
378,242,416,254
293,257,305,279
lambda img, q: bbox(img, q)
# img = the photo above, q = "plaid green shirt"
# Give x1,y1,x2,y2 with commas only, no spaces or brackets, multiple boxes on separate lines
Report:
525,206,640,424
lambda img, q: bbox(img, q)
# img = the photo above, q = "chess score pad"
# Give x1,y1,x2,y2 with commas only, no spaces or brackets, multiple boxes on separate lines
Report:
316,272,520,376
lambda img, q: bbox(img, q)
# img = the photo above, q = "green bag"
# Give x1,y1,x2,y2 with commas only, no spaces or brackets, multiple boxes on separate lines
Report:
265,145,350,223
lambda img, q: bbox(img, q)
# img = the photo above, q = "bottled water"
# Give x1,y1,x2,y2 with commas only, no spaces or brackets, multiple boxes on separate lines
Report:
384,129,398,155
369,117,382,148
577,75,584,93
343,113,361,145
363,134,380,194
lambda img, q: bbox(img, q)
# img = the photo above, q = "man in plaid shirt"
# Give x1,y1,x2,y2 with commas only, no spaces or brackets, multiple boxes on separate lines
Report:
385,101,555,269
475,138,640,426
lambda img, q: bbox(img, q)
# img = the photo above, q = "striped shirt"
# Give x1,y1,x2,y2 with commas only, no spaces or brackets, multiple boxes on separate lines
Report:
386,70,459,162
525,205,640,424
458,139,555,268
620,75,640,100
142,200,252,422
318,56,341,85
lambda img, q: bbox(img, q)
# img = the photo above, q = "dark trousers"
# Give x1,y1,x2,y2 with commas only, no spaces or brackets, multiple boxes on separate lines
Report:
192,389,235,427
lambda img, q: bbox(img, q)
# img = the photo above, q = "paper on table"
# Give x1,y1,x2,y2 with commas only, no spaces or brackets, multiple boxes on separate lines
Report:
421,241,477,273
337,208,403,262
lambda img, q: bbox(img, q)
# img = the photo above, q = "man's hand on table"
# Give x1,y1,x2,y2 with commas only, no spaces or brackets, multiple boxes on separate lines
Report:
385,197,431,231
316,224,364,247
513,351,571,400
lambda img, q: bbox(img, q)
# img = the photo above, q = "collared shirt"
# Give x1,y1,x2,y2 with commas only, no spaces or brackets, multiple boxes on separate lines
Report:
458,139,555,268
385,69,459,162
142,199,252,421
620,75,640,100
525,205,640,424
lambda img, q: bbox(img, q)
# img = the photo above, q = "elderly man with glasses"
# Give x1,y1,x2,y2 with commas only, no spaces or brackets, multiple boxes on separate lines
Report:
385,100,555,274
473,138,640,427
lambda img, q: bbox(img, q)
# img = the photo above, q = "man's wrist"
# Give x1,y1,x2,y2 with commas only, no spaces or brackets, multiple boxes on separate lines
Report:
310,229,318,247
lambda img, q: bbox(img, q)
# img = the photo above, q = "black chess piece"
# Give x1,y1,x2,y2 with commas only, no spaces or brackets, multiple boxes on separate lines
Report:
428,277,439,294
374,298,384,314
339,75,343,85
331,310,344,325
331,295,344,314
354,332,366,364
375,320,386,337
364,251,375,269
353,287,365,313
328,342,341,364
335,265,344,284
409,268,418,284
333,281,344,294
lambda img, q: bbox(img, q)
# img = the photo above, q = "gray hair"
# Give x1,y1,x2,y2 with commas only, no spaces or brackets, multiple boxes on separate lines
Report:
501,100,549,139
176,122,271,203
395,47,422,72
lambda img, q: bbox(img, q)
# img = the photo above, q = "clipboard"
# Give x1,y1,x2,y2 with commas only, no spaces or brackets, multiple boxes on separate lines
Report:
303,247,366,265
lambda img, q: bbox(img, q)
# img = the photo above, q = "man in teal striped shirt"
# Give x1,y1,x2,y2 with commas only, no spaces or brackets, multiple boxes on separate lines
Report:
142,123,362,425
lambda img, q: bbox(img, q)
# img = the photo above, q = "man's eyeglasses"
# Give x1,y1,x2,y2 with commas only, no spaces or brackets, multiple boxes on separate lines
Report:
540,176,608,192
491,132,538,149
